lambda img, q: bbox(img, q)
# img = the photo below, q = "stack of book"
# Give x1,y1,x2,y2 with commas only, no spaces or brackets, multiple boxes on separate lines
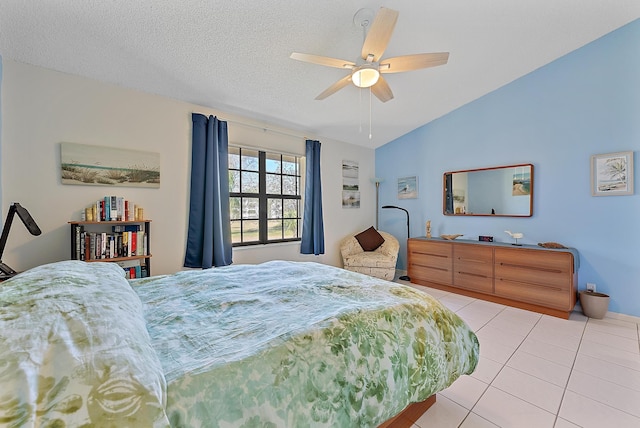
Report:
82,196,144,222
73,224,147,261
115,259,148,279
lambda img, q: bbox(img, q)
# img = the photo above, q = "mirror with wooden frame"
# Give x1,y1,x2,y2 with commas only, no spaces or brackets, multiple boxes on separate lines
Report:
443,164,533,217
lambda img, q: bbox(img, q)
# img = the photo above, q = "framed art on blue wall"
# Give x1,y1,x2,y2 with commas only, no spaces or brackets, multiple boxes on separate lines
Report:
590,151,634,196
397,176,418,199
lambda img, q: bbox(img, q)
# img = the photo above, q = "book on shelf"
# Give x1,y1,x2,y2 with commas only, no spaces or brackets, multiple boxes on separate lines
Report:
115,259,148,279
73,230,147,261
83,196,145,222
112,224,141,232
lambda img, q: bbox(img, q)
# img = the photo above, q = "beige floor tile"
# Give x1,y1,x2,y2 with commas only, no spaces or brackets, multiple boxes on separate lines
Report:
559,390,640,428
567,370,640,418
459,412,499,428
573,353,640,392
439,374,488,410
518,337,577,367
473,386,556,428
492,366,564,414
415,395,468,428
507,349,571,387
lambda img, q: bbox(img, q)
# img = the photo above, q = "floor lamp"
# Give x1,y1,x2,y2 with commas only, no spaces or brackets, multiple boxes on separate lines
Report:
371,178,384,229
381,205,410,281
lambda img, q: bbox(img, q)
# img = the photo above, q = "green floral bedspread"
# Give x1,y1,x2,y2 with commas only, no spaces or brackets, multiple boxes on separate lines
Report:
131,261,479,427
0,261,170,428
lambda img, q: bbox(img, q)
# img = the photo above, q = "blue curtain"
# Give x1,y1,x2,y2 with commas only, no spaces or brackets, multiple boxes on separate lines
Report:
184,113,232,268
300,140,325,255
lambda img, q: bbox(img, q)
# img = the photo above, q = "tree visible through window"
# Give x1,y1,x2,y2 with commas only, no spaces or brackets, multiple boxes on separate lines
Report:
229,147,302,245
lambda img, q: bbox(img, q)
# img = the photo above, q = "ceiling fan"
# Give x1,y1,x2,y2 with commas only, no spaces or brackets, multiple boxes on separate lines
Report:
290,6,449,103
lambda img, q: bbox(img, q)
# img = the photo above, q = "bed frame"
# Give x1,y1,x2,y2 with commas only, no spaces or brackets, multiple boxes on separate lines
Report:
379,395,436,428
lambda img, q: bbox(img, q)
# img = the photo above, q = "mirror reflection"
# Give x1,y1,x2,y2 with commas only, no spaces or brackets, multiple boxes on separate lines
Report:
443,164,533,217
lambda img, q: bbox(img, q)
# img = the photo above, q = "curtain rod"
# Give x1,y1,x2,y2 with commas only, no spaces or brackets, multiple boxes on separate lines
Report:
224,118,311,141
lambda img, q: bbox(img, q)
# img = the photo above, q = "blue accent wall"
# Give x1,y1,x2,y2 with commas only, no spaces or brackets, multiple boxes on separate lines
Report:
376,19,640,317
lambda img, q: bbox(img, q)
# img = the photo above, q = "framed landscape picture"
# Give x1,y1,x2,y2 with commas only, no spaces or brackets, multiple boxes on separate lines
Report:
61,142,160,188
591,151,634,196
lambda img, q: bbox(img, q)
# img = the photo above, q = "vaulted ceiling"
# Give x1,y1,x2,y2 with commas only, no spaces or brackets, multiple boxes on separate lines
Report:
1,1,639,148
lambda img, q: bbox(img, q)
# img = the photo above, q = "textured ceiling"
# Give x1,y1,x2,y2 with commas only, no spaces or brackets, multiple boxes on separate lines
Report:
1,1,639,148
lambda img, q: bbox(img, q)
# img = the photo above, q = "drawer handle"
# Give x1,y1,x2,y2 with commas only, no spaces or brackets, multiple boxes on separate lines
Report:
412,263,449,272
498,262,562,274
496,277,563,291
414,252,448,258
457,271,488,279
458,257,489,264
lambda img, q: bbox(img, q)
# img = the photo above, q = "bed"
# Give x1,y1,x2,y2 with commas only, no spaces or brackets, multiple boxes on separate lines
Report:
0,260,478,427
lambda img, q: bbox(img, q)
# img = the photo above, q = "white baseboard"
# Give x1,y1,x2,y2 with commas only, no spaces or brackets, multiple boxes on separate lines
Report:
574,301,640,324
602,310,640,324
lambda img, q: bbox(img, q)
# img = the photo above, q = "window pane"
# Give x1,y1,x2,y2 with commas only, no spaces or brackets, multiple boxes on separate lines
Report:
242,220,259,242
241,171,259,193
267,198,282,219
242,198,259,219
283,219,299,239
282,155,298,174
266,152,281,173
229,170,240,192
229,147,240,169
282,176,298,195
241,149,259,171
230,220,242,244
230,147,301,247
283,199,298,218
230,197,241,219
266,173,281,194
268,220,282,240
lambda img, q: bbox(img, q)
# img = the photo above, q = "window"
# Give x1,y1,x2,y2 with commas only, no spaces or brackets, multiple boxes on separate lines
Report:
229,147,302,246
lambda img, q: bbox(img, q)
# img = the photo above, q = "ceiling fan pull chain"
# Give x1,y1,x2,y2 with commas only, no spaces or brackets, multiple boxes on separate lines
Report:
359,88,363,133
369,87,373,139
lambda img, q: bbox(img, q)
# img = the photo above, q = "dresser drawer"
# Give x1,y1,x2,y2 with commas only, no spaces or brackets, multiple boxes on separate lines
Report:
495,278,572,311
453,244,493,293
409,240,452,258
494,248,573,290
410,263,453,285
408,240,453,285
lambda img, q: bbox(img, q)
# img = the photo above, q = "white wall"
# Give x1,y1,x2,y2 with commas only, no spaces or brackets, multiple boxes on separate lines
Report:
1,59,376,274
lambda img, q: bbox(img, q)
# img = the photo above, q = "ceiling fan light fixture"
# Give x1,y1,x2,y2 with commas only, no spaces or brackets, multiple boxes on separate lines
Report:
352,66,380,88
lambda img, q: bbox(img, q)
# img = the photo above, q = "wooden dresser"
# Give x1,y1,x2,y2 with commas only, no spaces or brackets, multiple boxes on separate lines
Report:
407,238,579,319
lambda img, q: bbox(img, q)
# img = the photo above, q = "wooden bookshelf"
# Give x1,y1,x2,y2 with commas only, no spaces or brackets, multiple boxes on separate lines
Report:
69,220,151,278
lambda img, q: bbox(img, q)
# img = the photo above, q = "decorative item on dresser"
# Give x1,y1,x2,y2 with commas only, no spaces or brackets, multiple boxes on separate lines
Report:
407,237,579,319
504,230,524,245
440,234,463,240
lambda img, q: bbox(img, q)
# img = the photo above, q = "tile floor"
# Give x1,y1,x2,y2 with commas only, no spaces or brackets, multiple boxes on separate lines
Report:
402,281,640,428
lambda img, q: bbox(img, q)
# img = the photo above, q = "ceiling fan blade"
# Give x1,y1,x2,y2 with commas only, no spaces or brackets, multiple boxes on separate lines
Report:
361,7,399,62
315,74,352,100
290,52,355,69
371,76,394,102
380,52,450,73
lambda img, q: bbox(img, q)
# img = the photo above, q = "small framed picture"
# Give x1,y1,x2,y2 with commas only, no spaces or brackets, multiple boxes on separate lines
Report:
591,151,634,196
398,176,418,199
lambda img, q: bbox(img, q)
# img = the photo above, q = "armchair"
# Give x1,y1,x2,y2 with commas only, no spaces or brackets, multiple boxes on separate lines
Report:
340,230,399,281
